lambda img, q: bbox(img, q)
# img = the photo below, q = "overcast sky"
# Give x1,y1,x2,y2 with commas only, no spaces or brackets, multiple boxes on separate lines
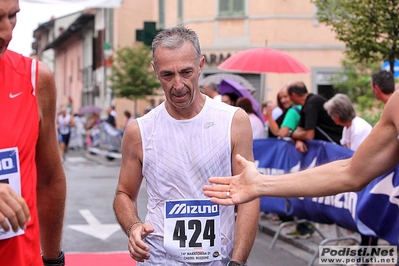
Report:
9,2,84,56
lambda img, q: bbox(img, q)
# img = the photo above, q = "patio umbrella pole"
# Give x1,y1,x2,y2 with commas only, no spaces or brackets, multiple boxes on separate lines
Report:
260,73,266,104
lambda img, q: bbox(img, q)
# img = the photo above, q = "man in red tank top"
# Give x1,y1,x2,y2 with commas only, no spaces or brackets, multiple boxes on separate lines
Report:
0,0,66,265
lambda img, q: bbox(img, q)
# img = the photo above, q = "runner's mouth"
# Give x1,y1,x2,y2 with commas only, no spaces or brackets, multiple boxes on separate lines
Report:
173,91,189,100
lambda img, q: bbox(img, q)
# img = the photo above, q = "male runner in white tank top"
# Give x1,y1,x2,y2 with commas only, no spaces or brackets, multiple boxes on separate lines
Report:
113,26,260,266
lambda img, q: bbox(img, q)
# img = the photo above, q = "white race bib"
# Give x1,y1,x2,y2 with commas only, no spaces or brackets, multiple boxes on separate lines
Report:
0,148,24,240
164,199,222,263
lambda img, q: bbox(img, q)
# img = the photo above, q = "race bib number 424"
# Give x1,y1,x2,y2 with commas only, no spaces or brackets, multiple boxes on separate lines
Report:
164,199,222,263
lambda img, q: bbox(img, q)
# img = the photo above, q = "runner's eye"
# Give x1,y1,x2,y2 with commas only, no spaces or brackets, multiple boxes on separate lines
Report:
161,73,173,81
181,70,193,78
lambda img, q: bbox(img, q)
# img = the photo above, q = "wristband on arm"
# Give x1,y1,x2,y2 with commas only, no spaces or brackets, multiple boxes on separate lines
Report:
125,221,142,236
42,250,65,266
227,261,247,266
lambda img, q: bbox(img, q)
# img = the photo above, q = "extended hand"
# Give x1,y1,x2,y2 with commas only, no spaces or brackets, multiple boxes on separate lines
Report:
0,184,30,232
203,154,260,205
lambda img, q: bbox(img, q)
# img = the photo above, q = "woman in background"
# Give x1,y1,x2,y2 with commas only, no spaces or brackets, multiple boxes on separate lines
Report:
267,84,301,138
236,97,266,139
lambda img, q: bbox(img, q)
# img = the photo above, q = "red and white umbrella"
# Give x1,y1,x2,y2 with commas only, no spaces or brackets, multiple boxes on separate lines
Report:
218,47,310,74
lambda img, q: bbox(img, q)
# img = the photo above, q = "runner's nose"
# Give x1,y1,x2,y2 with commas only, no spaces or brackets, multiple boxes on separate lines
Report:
0,16,14,49
173,74,184,91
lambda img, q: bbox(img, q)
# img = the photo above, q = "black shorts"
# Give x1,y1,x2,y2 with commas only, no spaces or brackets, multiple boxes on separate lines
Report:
60,133,71,146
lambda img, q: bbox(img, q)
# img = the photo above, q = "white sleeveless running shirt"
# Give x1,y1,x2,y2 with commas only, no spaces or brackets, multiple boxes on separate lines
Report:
58,114,71,135
137,97,237,265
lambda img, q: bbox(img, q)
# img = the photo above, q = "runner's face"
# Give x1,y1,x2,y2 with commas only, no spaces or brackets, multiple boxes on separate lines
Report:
152,41,204,110
0,0,19,57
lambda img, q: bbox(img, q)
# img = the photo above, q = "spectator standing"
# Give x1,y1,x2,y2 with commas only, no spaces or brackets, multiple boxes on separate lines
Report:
144,99,157,115
85,112,101,131
69,113,86,150
84,112,101,147
66,96,73,114
110,105,117,119
269,101,283,120
324,93,372,151
222,92,239,106
0,0,67,264
282,82,343,237
267,84,301,138
202,82,222,101
124,110,134,128
288,82,343,153
57,107,75,161
113,25,259,266
105,106,116,127
236,97,266,139
264,84,302,225
371,70,395,104
147,98,156,110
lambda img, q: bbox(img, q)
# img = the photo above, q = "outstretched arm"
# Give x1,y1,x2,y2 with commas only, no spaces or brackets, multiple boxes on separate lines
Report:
36,61,67,259
203,154,263,205
204,90,399,205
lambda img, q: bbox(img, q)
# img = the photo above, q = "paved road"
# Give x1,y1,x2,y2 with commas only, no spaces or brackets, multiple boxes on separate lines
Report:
61,149,311,265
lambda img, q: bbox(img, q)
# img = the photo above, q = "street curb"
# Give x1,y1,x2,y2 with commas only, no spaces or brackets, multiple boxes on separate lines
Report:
84,151,122,166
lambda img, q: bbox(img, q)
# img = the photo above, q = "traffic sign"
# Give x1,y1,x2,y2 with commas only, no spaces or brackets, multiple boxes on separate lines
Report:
382,59,399,78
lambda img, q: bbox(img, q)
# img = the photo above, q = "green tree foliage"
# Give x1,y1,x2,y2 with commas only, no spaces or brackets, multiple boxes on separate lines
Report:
329,59,384,125
109,44,160,100
312,0,399,74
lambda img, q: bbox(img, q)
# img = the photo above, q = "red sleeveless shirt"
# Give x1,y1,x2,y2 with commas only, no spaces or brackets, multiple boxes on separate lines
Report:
0,49,42,265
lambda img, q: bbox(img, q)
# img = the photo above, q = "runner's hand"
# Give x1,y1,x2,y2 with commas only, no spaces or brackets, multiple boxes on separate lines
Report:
128,222,154,262
0,184,30,232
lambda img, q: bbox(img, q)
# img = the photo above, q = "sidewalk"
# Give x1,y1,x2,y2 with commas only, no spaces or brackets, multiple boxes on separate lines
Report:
257,213,392,266
258,213,359,253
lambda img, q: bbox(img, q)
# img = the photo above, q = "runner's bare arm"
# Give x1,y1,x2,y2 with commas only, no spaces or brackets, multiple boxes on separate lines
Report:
113,120,154,262
230,109,259,264
36,61,67,259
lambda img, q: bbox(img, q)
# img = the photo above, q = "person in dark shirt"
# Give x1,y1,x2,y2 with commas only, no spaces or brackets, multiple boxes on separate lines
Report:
288,81,343,153
105,106,116,127
267,83,301,138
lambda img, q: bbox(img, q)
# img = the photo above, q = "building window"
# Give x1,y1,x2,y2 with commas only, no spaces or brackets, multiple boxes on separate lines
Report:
219,0,245,17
